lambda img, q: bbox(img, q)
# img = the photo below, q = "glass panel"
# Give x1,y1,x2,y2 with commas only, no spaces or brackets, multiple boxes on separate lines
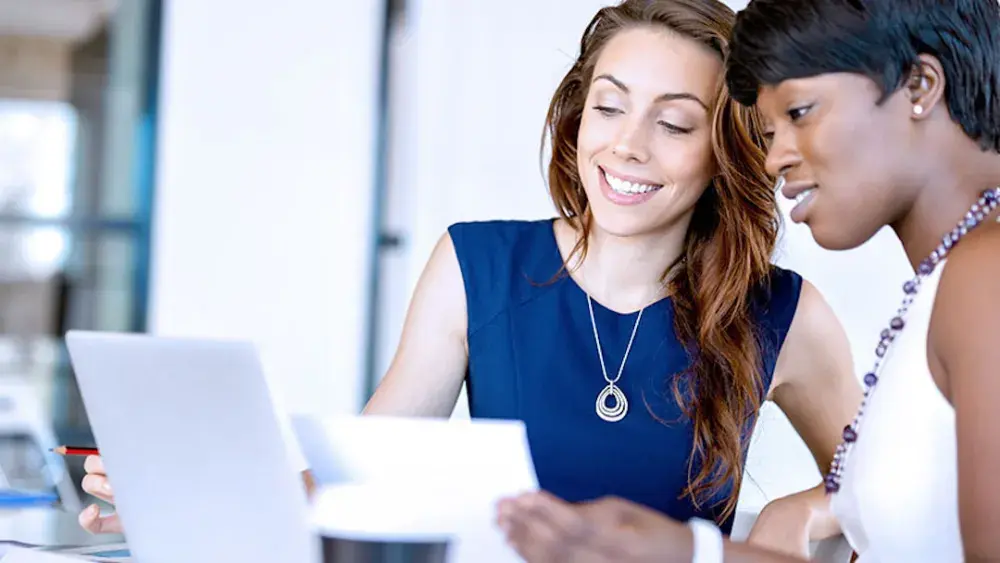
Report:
0,101,76,219
67,0,158,219
66,231,137,334
101,0,156,218
0,226,136,370
0,223,70,278
0,225,67,378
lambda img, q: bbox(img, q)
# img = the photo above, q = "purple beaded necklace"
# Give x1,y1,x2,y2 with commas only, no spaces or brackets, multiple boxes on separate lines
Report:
825,186,1000,495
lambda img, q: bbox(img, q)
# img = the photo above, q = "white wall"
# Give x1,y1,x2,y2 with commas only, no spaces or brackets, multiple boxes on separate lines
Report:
389,0,914,511
148,0,383,416
402,0,611,298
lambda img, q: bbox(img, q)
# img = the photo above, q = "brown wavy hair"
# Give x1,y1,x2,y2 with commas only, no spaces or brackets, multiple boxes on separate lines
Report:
543,0,778,521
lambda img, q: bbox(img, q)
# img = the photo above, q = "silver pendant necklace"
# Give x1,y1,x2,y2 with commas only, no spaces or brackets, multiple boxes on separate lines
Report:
587,294,644,423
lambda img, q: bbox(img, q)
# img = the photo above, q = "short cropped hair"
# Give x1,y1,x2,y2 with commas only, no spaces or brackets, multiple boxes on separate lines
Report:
725,0,1000,153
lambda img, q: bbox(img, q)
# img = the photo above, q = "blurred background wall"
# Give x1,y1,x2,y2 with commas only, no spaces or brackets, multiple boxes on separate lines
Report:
0,0,158,505
0,0,914,516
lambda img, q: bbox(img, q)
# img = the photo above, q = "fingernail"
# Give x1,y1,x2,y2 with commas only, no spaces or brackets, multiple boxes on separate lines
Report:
89,504,99,516
102,482,112,493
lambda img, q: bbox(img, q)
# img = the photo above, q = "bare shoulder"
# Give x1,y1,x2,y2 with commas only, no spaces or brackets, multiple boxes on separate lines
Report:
932,220,1000,338
768,277,859,469
417,230,468,335
395,230,468,351
929,220,1000,398
787,279,837,339
362,230,469,417
770,278,853,393
938,219,1000,281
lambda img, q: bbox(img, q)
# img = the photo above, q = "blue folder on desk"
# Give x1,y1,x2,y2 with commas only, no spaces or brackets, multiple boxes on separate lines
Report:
0,490,59,508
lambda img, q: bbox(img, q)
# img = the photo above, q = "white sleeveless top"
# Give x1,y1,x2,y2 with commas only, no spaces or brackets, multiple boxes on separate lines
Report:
830,262,963,561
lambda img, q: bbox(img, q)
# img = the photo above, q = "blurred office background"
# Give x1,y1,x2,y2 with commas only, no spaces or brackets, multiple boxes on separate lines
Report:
0,0,157,511
0,0,913,522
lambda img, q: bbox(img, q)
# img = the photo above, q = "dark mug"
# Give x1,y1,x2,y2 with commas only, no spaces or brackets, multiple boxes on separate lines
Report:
321,534,450,563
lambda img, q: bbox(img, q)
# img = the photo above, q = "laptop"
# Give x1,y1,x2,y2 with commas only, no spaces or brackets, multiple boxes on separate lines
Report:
64,330,320,563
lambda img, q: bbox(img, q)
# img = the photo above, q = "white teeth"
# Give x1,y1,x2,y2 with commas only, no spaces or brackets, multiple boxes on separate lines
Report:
604,170,661,195
794,188,815,206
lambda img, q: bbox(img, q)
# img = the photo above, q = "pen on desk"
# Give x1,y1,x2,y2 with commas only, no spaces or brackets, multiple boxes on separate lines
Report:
50,446,100,457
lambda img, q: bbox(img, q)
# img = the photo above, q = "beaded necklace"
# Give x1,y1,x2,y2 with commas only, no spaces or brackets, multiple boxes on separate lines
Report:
825,187,1000,494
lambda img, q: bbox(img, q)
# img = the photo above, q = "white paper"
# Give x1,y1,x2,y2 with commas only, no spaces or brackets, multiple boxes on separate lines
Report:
292,415,539,563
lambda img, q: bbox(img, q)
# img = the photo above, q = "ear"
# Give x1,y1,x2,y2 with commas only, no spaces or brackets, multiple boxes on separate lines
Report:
907,54,946,120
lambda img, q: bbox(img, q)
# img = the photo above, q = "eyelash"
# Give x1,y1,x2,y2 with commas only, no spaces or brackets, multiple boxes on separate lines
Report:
762,104,813,141
592,106,692,134
787,105,812,122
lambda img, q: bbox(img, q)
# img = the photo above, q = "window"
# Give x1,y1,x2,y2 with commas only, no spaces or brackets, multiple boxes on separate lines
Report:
0,0,161,485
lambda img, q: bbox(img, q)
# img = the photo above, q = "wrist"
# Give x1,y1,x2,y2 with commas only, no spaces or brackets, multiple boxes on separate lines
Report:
688,517,724,563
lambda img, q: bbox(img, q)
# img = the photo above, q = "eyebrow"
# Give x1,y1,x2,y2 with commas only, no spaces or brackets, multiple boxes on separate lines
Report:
593,73,709,111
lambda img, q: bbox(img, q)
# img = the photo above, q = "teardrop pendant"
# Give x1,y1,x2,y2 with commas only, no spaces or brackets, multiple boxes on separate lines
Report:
595,382,628,422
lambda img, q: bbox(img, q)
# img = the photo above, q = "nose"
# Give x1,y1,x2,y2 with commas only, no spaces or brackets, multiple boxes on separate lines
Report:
612,117,651,164
764,127,801,179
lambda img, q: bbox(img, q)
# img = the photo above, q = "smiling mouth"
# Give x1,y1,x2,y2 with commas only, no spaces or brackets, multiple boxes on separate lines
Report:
780,180,818,203
601,167,664,196
794,188,816,206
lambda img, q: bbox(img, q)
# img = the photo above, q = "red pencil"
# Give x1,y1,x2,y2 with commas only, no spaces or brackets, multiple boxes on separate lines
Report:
51,446,100,457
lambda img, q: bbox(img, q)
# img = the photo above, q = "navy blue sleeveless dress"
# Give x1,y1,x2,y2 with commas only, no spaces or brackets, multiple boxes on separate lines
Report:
447,219,802,532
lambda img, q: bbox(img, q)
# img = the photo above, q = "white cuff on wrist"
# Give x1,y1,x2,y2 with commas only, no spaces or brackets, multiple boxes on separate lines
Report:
688,517,724,563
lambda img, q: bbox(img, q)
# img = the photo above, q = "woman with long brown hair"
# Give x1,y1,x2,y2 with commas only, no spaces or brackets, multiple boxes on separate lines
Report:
79,0,860,557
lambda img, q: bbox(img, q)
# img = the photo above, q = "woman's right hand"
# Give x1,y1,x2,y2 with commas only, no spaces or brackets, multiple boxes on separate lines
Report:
78,455,124,534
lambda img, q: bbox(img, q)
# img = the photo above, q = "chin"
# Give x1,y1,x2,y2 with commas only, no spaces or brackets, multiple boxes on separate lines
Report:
593,208,657,238
589,213,650,238
807,219,881,251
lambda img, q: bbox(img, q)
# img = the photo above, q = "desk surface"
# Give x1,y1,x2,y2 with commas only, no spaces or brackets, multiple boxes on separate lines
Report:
0,506,852,562
0,507,123,550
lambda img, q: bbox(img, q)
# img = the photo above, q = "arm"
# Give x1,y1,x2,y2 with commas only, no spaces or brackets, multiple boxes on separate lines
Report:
928,227,1000,562
748,280,862,553
362,231,469,417
720,539,809,562
499,491,810,563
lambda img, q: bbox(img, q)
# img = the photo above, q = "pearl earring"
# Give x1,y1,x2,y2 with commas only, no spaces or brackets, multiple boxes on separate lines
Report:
913,105,924,116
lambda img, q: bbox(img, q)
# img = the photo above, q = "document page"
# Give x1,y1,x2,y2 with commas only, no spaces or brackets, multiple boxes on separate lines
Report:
293,415,539,563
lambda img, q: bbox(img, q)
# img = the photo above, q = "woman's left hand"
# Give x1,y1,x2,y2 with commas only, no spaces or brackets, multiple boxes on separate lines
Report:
496,491,693,563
